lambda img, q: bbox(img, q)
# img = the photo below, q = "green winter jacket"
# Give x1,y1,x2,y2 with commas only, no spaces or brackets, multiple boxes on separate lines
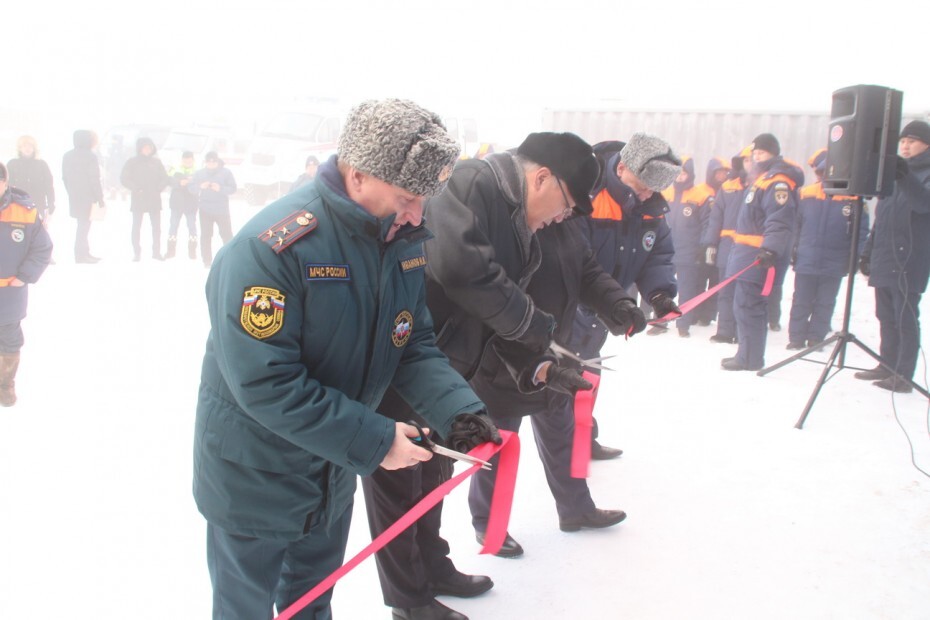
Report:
193,160,483,540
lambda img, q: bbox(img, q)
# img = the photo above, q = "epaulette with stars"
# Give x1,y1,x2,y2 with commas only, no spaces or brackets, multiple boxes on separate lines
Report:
258,210,318,254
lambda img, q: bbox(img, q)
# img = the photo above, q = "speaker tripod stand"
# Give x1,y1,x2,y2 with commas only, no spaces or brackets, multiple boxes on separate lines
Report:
756,197,930,429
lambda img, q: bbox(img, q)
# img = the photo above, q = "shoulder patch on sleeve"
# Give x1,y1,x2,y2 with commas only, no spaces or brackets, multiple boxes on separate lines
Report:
240,286,286,339
258,211,318,254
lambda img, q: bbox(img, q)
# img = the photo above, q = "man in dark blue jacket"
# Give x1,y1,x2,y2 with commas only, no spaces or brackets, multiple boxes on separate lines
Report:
193,99,500,620
0,163,53,406
856,120,930,392
704,147,751,343
569,134,682,457
722,133,803,371
189,151,237,267
787,149,868,349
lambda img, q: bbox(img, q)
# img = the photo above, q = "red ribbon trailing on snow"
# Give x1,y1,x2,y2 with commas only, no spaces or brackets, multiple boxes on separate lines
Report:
274,430,520,620
649,259,772,324
571,371,600,479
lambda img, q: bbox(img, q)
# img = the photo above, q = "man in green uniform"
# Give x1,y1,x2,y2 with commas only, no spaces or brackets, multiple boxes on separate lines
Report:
192,99,500,620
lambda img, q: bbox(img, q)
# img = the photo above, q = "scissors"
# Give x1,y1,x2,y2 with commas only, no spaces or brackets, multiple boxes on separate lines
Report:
549,342,617,372
407,421,493,470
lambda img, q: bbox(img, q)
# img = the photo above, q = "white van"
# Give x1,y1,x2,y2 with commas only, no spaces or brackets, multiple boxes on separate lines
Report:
159,126,249,173
239,108,344,206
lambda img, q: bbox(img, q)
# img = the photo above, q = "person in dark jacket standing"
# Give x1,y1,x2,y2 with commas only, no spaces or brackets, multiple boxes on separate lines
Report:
703,147,751,344
8,136,56,225
121,137,169,261
193,99,500,620
189,151,237,267
0,163,53,406
61,129,104,263
786,149,868,349
722,133,802,371
855,120,930,393
290,155,320,192
569,135,682,458
363,133,600,620
165,151,199,259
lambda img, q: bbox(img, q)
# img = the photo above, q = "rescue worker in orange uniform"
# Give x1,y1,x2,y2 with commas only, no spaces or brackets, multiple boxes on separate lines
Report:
704,147,751,344
722,133,803,371
0,162,53,406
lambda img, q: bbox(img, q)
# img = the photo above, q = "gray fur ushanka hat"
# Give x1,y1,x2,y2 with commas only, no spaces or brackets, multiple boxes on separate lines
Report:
338,99,461,197
620,132,682,192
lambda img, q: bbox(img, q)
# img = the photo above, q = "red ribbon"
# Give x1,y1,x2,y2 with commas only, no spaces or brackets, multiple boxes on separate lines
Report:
650,259,762,324
274,431,520,620
571,371,600,478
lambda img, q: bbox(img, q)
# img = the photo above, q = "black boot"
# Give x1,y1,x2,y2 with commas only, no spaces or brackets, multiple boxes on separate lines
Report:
854,365,893,381
166,236,177,259
392,600,468,620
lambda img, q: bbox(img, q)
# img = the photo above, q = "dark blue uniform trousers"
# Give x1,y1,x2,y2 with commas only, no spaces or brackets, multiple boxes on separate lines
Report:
875,285,923,380
361,456,456,608
716,265,737,339
469,391,596,531
675,264,707,329
766,256,791,327
206,506,353,620
788,274,842,344
0,322,24,354
734,279,769,369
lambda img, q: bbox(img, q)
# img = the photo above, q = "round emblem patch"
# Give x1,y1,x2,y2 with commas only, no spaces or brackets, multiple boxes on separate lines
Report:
392,310,413,348
745,190,756,204
682,206,693,217
830,125,844,143
10,229,24,243
842,204,852,217
642,230,657,251
774,190,789,206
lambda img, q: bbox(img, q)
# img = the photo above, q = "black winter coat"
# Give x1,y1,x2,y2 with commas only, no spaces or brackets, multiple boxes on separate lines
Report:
472,222,634,416
424,154,546,381
7,157,55,214
120,138,169,213
865,149,930,293
62,130,104,220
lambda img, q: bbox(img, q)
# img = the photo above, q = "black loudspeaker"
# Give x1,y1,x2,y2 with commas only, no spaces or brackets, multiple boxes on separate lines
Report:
824,84,903,197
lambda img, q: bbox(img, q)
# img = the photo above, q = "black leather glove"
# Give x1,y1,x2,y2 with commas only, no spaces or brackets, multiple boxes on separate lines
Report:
516,308,555,354
608,298,647,336
447,412,502,453
895,155,909,181
859,253,871,276
755,248,777,269
704,245,717,266
544,364,593,395
648,291,681,318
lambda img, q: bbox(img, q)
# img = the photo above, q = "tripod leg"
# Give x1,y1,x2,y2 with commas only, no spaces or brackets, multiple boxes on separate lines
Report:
795,336,847,429
757,333,841,377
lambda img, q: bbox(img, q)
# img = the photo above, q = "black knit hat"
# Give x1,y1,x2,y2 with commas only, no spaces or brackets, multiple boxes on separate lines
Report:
517,132,600,215
751,133,780,156
901,120,930,145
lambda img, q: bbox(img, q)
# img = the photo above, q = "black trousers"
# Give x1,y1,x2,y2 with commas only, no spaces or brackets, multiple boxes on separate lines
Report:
74,217,92,259
361,389,457,609
875,285,922,380
131,209,162,256
469,390,596,530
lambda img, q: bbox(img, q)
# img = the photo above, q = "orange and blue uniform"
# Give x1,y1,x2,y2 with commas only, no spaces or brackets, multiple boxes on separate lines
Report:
724,157,803,368
0,187,53,348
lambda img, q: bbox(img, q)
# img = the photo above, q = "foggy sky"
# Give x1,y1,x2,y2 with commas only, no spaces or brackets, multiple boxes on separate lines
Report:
5,0,927,155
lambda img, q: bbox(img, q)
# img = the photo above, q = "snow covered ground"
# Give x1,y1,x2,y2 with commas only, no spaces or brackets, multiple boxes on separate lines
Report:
1,200,929,619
